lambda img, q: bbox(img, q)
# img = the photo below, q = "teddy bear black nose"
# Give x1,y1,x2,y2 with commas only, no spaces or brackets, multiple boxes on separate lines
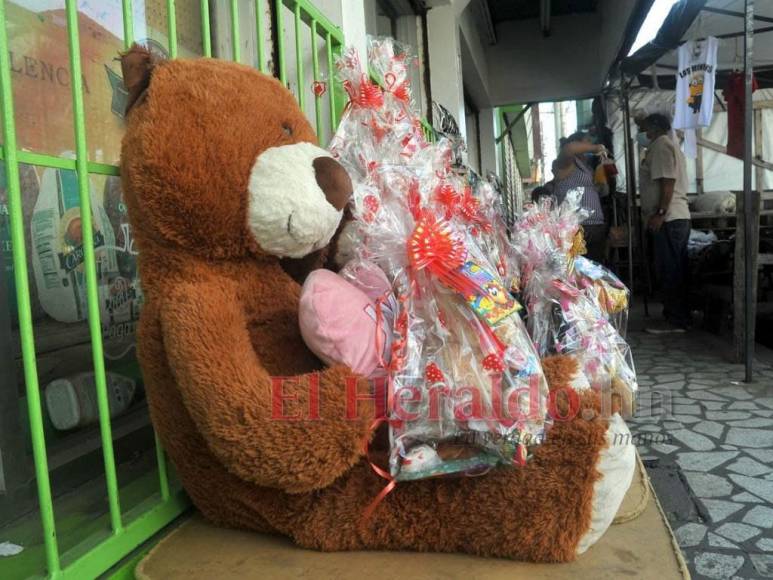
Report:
312,157,352,211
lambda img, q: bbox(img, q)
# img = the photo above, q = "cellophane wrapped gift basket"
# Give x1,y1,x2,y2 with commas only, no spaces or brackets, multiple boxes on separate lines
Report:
329,38,549,482
509,191,637,415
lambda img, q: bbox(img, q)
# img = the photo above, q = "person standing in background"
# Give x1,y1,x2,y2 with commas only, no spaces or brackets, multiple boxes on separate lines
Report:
547,132,608,263
638,113,691,334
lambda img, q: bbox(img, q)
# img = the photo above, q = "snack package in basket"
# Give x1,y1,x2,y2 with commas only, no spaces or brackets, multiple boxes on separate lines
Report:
510,190,637,415
328,38,549,482
571,255,630,336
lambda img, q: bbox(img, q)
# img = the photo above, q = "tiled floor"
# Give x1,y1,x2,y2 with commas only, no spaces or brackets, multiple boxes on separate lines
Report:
628,327,773,579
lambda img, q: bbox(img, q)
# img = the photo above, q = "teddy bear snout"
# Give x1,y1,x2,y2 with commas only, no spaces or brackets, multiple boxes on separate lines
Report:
312,157,352,211
246,143,345,259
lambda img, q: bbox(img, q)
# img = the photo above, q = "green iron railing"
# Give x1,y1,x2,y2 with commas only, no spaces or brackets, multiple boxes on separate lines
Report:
496,106,525,225
275,0,345,135
0,1,344,578
421,118,436,144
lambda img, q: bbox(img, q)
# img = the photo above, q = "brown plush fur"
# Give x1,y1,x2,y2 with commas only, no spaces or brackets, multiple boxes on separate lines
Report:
121,53,610,562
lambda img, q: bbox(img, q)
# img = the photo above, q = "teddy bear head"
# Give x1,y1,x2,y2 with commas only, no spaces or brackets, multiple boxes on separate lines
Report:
119,45,352,261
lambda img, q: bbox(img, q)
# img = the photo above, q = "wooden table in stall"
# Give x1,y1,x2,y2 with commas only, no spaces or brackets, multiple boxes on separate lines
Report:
690,191,773,360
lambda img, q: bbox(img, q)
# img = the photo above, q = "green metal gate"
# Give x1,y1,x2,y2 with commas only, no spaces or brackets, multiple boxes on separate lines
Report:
0,1,344,578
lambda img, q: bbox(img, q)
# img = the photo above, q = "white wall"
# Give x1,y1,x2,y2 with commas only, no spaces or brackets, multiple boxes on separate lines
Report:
313,0,368,70
394,14,430,118
427,2,467,139
458,1,491,106
426,0,499,161
465,104,480,173
478,107,498,177
339,0,368,71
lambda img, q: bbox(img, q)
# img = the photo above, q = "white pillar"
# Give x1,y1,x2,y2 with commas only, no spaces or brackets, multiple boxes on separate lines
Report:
426,2,466,140
311,0,367,70
479,107,498,178
340,0,368,71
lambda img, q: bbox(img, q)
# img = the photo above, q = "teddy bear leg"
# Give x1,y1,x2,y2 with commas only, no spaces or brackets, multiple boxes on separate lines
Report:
286,418,617,563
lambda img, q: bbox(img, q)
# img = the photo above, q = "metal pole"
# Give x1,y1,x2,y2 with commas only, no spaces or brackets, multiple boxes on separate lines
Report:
743,0,755,382
621,86,637,303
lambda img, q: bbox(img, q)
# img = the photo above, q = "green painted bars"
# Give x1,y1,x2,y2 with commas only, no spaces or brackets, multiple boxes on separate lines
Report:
0,0,345,578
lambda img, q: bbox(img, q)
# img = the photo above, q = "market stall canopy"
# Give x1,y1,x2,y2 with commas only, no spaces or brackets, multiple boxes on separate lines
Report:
622,0,773,88
621,0,708,76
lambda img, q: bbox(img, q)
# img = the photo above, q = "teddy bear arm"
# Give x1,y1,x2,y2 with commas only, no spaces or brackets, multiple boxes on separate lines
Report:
160,282,375,493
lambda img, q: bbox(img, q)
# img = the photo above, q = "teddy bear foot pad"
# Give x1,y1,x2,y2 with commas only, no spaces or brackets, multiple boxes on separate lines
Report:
136,458,689,580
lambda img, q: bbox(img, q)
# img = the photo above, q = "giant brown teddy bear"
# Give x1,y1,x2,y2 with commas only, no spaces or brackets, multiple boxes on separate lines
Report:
120,46,633,562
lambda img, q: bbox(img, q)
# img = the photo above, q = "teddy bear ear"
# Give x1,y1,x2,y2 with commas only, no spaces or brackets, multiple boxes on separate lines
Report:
120,43,156,116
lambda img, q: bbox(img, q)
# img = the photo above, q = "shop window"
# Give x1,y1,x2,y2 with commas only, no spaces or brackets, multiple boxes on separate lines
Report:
0,1,346,577
0,4,210,565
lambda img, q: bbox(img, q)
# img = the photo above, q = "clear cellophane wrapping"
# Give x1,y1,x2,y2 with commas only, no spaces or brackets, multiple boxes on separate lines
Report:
330,38,548,481
510,191,637,412
571,255,630,337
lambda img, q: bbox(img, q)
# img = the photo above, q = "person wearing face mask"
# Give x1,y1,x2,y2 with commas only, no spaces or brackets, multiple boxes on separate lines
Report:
548,132,608,263
638,113,691,333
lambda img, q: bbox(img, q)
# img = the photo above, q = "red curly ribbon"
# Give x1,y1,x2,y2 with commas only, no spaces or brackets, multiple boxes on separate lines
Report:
434,183,459,220
392,83,410,102
458,186,492,233
361,475,397,522
383,71,411,102
513,443,528,466
373,296,388,370
407,213,483,298
344,74,384,109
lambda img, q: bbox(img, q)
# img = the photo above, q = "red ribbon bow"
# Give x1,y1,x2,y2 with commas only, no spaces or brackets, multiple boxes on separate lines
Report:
344,74,384,108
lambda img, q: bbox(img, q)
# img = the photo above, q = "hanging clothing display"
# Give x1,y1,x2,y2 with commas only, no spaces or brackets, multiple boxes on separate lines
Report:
723,71,759,160
674,36,719,130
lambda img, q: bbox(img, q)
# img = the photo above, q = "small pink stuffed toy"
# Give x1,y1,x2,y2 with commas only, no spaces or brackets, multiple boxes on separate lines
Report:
299,260,395,378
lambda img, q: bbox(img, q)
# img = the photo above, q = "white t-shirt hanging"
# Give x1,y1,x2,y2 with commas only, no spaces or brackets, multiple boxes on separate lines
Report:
674,36,719,129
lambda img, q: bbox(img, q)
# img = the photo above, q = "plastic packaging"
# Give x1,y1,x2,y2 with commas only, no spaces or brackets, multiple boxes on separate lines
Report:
31,165,119,324
510,190,637,412
45,372,136,431
329,38,548,481
571,256,630,336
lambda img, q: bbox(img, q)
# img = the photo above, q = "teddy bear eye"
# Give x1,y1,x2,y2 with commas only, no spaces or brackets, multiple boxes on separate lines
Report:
282,124,293,137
